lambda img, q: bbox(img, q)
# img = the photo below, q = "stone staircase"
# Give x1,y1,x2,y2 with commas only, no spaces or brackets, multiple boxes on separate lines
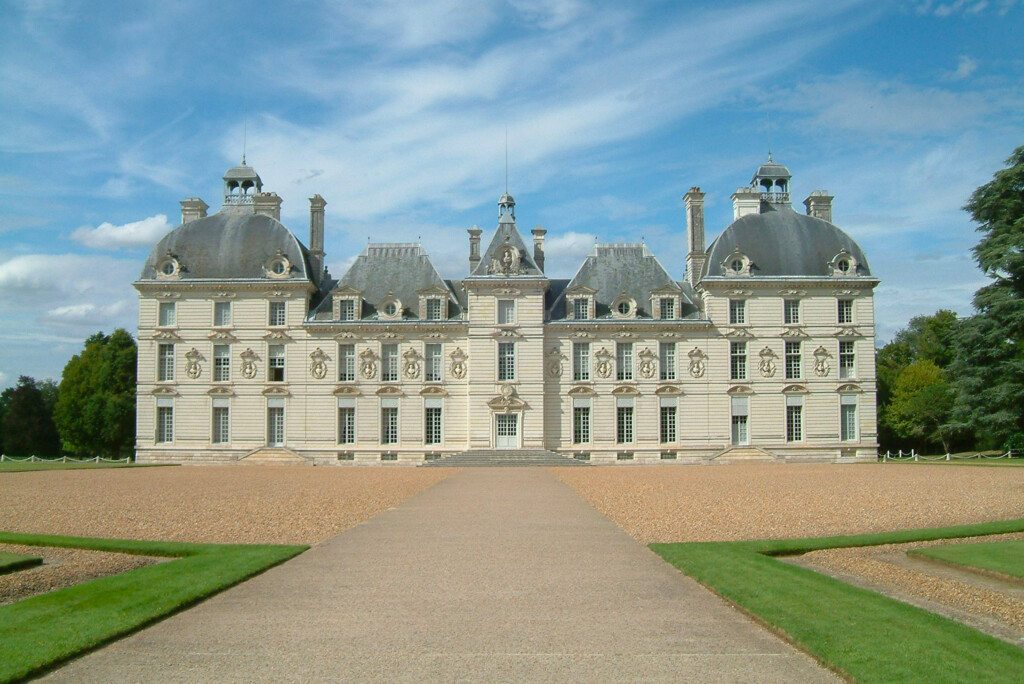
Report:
711,446,778,463
237,447,311,466
421,449,589,467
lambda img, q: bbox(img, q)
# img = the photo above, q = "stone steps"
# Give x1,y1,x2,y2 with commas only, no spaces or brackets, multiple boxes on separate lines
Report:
421,449,589,467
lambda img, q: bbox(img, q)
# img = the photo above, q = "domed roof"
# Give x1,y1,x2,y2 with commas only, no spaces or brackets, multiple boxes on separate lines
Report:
752,161,792,182
704,206,871,278
223,163,261,182
139,208,312,281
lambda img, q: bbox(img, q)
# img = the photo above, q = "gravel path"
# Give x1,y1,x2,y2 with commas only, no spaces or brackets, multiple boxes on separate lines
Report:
549,463,1024,544
0,467,456,545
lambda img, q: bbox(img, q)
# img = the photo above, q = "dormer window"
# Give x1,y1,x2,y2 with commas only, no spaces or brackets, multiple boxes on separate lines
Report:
722,248,752,276
425,298,443,321
573,298,590,320
730,259,743,273
265,252,292,279
829,249,860,277
379,295,402,321
331,287,363,322
611,294,637,319
659,298,676,320
155,253,181,279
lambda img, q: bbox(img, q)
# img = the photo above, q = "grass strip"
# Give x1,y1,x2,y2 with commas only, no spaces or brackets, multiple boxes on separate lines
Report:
911,540,1024,581
0,462,168,473
0,531,307,684
0,552,42,576
651,518,1024,684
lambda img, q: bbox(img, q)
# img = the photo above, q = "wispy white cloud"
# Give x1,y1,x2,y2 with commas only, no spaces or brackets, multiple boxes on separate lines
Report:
948,54,979,80
71,214,174,249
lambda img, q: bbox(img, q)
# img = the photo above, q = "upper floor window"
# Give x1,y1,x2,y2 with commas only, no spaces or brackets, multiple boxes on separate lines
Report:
498,342,516,381
268,345,285,382
659,298,676,320
729,299,746,325
157,343,175,382
425,343,443,382
425,298,443,321
784,299,800,325
338,299,356,322
269,301,286,327
573,342,590,381
213,344,231,382
158,302,176,327
838,299,853,324
381,343,399,382
839,341,856,379
659,342,676,381
573,298,590,320
497,299,516,325
730,342,747,381
616,342,633,381
338,344,356,382
785,341,801,380
214,301,232,327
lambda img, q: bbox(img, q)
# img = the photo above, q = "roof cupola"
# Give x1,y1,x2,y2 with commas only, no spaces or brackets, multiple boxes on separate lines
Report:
751,154,792,207
498,192,515,222
223,159,263,206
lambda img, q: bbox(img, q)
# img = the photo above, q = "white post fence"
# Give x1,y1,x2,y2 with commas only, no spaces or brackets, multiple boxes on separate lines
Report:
880,449,1018,462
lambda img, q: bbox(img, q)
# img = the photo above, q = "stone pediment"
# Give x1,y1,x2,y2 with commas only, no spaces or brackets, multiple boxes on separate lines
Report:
333,386,361,396
151,330,182,342
650,284,682,295
655,385,683,396
207,386,235,397
835,383,863,393
331,285,363,296
376,386,404,397
726,385,753,395
491,328,524,340
263,330,293,342
488,385,528,413
723,328,754,339
564,284,597,296
780,327,808,338
417,284,450,296
334,331,360,340
567,386,596,396
419,386,448,397
781,384,808,394
834,326,862,338
208,330,238,342
611,385,640,396
262,386,291,397
151,386,178,396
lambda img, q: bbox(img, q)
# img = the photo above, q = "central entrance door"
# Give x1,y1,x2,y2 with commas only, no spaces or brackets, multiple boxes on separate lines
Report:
495,414,519,449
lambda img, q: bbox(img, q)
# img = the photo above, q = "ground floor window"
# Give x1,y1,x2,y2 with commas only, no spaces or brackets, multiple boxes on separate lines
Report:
267,402,285,446
660,400,677,443
786,397,803,442
840,395,858,441
212,401,230,444
381,400,399,445
156,400,173,443
573,403,591,444
730,395,749,446
338,399,355,444
616,401,634,444
424,400,442,445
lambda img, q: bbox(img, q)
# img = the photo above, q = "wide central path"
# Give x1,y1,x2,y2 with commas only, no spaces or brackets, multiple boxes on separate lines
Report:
44,469,836,683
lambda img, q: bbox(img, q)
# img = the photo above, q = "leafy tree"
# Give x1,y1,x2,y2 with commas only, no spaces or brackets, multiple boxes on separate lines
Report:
2,376,62,457
55,330,137,457
948,146,1024,448
887,360,955,453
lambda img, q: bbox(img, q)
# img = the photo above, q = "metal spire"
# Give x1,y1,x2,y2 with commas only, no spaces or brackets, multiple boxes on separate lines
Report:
504,126,508,193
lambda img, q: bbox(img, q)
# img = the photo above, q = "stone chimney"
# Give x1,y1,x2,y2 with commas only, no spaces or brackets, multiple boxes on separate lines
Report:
253,192,282,221
731,187,760,219
309,194,326,278
180,198,209,225
804,191,834,223
468,225,483,273
532,225,547,273
684,187,706,287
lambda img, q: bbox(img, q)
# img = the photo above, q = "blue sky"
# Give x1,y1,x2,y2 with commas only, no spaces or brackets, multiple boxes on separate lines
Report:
1,0,1023,387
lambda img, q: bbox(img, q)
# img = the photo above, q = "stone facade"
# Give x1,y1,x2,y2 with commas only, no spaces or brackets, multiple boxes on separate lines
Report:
135,158,878,465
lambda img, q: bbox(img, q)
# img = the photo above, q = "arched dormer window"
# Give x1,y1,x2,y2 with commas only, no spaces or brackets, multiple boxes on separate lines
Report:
829,249,860,277
722,248,752,277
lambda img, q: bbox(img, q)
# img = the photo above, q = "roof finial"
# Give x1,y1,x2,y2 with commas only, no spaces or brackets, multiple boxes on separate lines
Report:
766,109,773,163
504,125,509,194
242,104,248,166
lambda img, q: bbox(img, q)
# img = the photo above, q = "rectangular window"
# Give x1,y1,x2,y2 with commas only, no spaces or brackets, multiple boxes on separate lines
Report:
837,299,853,324
729,299,746,325
840,395,858,441
573,342,590,381
425,343,442,382
660,400,677,443
156,401,173,443
158,302,176,327
839,341,855,379
338,299,355,321
268,345,285,382
784,299,800,325
269,301,286,327
498,342,516,381
381,405,399,445
158,343,175,381
425,298,442,321
214,301,232,327
785,341,801,380
213,344,231,382
381,343,399,382
731,396,749,446
338,397,356,444
425,400,443,445
573,405,591,444
338,344,356,382
659,297,676,320
212,401,230,444
616,342,633,381
730,342,747,381
497,299,516,325
786,397,803,442
267,403,285,446
616,405,634,444
659,342,676,381
573,298,590,320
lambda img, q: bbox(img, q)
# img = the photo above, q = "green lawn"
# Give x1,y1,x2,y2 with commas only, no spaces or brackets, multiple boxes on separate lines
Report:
0,551,42,575
911,540,1024,581
0,531,306,683
651,518,1024,684
0,461,167,473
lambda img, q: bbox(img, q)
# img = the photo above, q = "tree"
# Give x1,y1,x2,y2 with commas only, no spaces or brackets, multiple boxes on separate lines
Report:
2,376,62,457
55,329,137,456
887,360,955,453
949,146,1024,448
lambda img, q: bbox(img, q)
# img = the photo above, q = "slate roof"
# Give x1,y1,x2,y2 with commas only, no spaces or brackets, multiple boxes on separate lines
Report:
704,205,871,278
550,243,699,319
315,243,460,320
139,207,313,281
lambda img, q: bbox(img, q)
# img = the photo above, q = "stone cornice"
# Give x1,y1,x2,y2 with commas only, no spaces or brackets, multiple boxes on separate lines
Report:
135,280,316,295
700,277,880,292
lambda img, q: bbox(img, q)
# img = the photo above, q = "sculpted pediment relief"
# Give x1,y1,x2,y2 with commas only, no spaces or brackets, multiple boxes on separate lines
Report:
835,383,863,393
208,330,238,342
491,328,524,340
655,385,683,396
263,330,293,342
207,386,235,397
487,384,527,413
781,384,809,394
151,386,178,396
723,328,754,339
262,386,291,397
376,386,404,397
726,385,754,395
151,330,183,341
611,385,640,396
419,386,448,397
567,386,596,396
834,326,862,338
333,386,361,396
781,327,809,338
